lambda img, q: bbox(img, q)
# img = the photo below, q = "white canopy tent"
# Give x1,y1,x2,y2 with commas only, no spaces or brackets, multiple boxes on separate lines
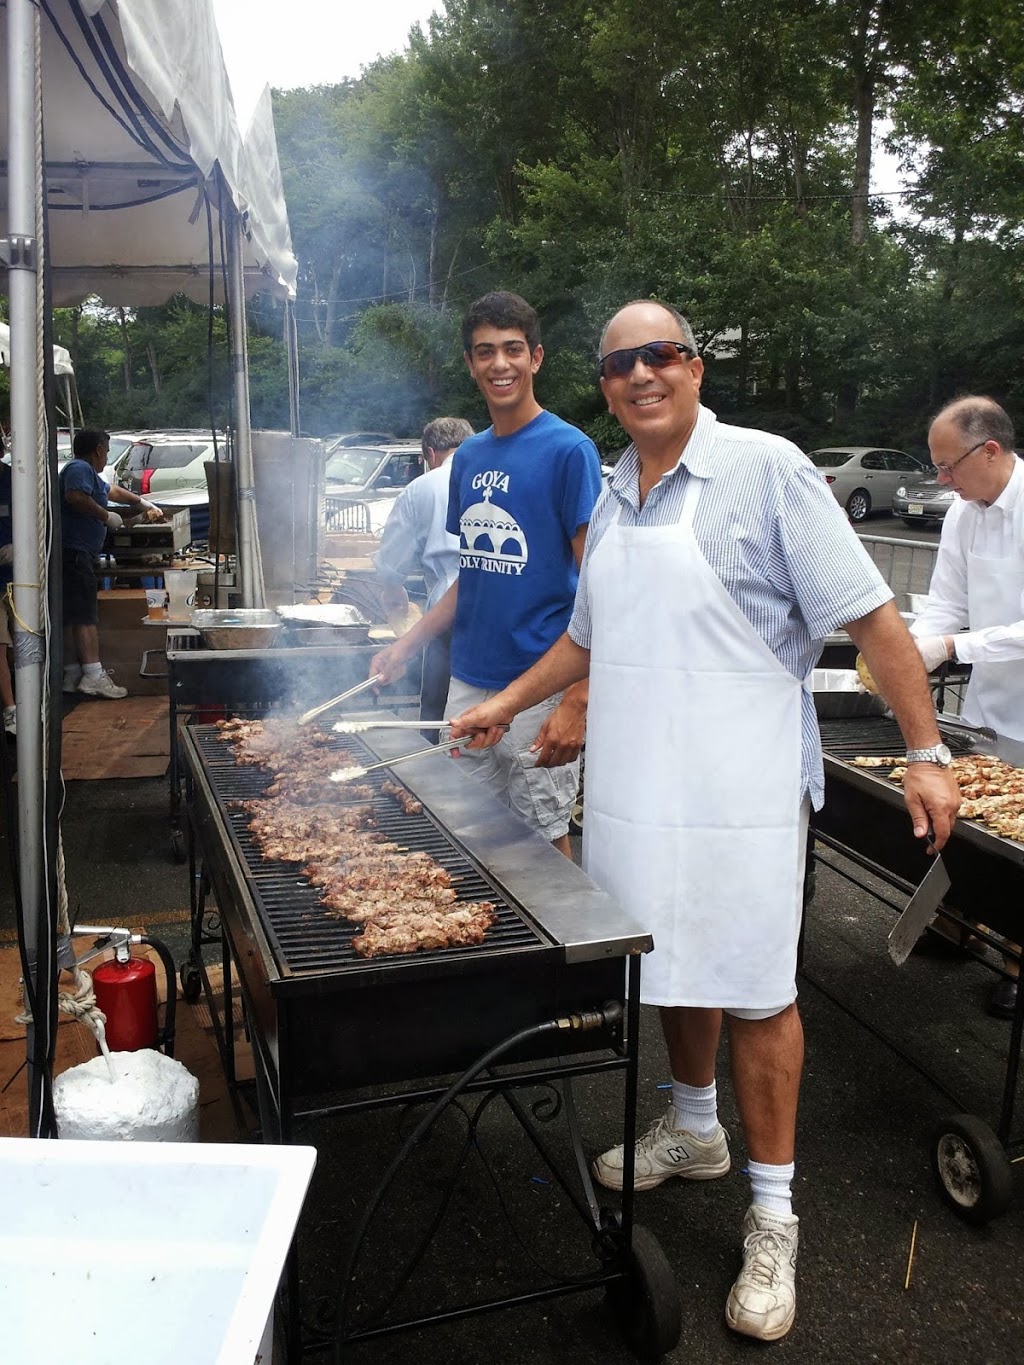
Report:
1,0,299,1135
0,321,74,376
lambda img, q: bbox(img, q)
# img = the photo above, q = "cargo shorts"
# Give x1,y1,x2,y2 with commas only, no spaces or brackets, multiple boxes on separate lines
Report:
445,677,581,842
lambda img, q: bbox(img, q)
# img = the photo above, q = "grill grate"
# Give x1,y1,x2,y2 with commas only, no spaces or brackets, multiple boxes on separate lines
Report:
819,716,975,766
193,725,547,975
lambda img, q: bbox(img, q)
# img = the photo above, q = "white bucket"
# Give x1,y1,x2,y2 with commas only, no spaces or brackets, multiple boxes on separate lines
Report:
165,568,198,619
53,1050,199,1142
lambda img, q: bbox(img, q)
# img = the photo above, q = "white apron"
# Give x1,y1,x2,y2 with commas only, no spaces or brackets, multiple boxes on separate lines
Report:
582,477,804,1009
962,534,1024,742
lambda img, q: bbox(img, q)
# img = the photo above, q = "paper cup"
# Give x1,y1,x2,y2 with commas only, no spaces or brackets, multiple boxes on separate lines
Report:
146,589,167,621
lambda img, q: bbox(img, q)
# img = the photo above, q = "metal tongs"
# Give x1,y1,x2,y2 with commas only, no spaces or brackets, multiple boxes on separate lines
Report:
296,674,383,727
330,734,466,784
332,718,450,735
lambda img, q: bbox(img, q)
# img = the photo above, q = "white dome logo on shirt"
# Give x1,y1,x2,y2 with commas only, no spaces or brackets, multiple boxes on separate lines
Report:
460,484,529,571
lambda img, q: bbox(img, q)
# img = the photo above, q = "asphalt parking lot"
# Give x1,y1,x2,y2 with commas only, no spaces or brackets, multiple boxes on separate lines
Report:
1,759,1021,1364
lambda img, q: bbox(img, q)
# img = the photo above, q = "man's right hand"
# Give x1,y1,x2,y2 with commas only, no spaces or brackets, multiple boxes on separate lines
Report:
370,643,410,687
105,510,124,530
449,698,515,750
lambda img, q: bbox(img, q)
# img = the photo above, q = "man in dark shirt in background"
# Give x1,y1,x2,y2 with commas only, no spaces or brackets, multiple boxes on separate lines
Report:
60,427,163,699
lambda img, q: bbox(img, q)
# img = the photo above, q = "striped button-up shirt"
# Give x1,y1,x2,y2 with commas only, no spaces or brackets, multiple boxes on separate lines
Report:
569,405,893,807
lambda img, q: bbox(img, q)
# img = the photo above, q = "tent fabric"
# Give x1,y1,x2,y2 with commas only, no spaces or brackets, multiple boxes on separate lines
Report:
0,322,74,376
0,0,297,305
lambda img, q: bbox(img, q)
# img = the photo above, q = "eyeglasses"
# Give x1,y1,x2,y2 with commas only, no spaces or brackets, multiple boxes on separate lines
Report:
934,439,987,477
598,340,695,382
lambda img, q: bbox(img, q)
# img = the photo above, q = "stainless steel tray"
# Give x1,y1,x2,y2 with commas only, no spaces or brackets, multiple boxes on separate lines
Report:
190,608,282,650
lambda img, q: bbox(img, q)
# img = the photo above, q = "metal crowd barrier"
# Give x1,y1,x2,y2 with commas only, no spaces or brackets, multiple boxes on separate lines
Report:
325,498,373,534
857,533,938,614
857,532,966,716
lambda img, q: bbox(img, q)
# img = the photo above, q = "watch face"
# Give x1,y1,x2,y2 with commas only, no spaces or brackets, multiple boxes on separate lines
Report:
936,743,953,766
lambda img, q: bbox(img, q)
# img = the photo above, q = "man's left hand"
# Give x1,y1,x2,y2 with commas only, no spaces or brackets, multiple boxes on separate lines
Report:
902,764,961,850
915,635,952,673
139,499,165,523
529,693,585,768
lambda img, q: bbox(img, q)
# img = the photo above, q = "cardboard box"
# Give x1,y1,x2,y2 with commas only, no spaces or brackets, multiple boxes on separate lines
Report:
97,589,148,630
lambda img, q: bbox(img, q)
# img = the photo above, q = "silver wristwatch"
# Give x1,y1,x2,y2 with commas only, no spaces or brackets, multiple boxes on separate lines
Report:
905,743,953,768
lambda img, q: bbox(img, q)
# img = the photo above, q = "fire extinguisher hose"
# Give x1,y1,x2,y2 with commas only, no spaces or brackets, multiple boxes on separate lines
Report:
139,935,177,1059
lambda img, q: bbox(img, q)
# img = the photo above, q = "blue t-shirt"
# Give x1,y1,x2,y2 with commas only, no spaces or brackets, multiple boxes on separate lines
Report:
446,409,602,688
0,462,12,591
60,459,108,554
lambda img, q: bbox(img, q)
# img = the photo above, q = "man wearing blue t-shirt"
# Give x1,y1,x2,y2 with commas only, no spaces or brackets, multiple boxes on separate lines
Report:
371,291,603,855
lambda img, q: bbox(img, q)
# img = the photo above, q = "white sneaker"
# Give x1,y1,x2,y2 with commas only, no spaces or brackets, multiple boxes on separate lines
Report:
77,669,128,700
725,1204,799,1341
2,705,14,737
63,669,82,694
592,1107,730,1191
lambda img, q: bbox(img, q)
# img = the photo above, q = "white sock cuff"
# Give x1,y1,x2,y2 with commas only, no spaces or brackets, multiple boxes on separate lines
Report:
748,1159,795,1215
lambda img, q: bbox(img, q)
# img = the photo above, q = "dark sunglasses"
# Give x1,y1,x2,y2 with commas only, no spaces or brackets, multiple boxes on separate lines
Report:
598,340,695,381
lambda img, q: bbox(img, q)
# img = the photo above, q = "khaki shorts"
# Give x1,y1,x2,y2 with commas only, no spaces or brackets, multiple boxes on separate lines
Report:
446,677,581,841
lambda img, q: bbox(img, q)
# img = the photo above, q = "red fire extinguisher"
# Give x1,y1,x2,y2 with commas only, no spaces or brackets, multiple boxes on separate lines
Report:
93,945,159,1052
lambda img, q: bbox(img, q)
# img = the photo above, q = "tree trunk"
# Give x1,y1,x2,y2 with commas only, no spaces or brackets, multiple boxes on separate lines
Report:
146,342,161,394
737,322,749,408
324,259,345,348
116,307,133,394
428,202,438,310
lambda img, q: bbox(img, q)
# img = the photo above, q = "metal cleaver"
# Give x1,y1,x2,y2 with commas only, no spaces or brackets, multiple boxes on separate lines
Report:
887,833,951,966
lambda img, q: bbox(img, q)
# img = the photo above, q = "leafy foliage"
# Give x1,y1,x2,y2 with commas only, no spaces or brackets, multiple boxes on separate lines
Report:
11,0,1020,457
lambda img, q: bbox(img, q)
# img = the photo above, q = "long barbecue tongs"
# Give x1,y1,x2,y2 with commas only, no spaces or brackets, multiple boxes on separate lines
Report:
330,734,466,783
296,674,383,726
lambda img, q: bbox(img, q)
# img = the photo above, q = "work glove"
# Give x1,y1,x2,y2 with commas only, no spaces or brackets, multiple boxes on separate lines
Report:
105,510,124,531
139,499,164,523
915,635,951,673
0,543,12,567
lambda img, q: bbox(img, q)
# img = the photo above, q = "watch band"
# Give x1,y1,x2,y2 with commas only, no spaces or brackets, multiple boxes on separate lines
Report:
906,744,952,767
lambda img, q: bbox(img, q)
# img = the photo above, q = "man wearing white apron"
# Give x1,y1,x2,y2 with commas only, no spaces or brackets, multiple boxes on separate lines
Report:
912,397,1024,1017
451,301,960,1343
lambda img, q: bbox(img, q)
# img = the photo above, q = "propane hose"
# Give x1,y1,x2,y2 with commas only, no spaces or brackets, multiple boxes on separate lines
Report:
331,1001,623,1360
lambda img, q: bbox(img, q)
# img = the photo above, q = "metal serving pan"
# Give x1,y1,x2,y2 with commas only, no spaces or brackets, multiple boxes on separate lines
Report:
189,608,281,650
276,603,374,646
811,668,887,720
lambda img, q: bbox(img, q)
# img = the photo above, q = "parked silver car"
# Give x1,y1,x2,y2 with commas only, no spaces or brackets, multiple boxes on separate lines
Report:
808,447,927,523
113,430,225,497
892,472,956,529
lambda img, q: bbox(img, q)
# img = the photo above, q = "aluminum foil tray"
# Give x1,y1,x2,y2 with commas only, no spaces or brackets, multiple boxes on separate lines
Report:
190,609,281,650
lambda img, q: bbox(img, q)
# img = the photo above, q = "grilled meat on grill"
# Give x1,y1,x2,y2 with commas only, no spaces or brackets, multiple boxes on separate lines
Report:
217,716,496,956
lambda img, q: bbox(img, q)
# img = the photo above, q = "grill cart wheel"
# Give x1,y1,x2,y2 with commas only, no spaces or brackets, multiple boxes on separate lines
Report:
179,958,202,1004
605,1224,682,1359
845,488,871,522
930,1113,1013,1224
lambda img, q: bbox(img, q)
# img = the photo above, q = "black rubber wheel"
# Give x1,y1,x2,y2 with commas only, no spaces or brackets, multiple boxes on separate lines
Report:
179,959,202,1004
170,828,186,863
606,1224,682,1359
846,488,871,522
930,1113,1013,1224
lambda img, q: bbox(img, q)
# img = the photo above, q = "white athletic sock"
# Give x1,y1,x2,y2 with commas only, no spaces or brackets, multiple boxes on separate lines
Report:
82,662,103,679
670,1079,719,1139
748,1159,795,1216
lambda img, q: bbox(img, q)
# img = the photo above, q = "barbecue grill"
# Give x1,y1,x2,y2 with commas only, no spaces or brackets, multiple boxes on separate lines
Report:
164,631,414,865
811,713,1024,1224
181,721,679,1360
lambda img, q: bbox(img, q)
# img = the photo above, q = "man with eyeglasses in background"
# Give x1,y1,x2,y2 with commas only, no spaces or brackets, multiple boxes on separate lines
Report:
912,396,1024,1017
373,416,475,737
449,298,960,1343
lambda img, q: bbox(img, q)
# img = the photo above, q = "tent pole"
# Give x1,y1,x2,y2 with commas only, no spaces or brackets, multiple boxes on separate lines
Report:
224,203,263,608
7,0,51,1136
